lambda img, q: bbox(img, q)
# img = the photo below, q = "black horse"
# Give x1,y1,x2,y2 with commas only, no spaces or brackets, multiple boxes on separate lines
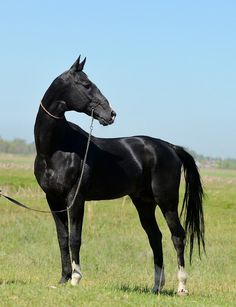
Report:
34,57,205,295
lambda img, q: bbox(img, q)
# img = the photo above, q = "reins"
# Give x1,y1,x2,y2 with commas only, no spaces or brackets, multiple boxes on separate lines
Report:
0,108,95,214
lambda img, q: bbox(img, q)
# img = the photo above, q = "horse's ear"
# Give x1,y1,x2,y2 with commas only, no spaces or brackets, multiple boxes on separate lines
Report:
70,56,81,71
70,56,86,72
78,57,86,71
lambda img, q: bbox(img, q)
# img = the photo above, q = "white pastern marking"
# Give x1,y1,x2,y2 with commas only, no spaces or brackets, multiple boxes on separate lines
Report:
71,261,82,286
153,265,165,293
177,266,188,294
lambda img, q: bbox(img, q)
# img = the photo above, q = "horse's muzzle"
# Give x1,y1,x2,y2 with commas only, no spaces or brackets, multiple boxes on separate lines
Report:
98,110,116,126
110,110,116,124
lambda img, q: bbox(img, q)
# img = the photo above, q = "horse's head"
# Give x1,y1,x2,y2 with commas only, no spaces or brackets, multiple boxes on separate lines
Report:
54,56,116,126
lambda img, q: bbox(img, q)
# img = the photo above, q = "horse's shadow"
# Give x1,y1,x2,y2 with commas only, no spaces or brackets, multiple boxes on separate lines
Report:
116,284,175,296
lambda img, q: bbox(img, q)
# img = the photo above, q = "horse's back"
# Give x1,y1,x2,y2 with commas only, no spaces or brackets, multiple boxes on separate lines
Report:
88,135,182,199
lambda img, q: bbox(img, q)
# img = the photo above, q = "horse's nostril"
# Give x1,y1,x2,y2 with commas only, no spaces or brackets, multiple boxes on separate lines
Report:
111,110,116,118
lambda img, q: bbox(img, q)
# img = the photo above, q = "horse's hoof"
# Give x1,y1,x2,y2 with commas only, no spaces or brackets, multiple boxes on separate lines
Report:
152,289,161,294
71,261,82,286
177,289,189,296
152,282,165,294
152,285,163,294
71,272,82,286
59,276,71,284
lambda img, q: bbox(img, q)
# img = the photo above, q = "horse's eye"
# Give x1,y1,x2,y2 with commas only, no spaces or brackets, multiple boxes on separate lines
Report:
82,82,90,89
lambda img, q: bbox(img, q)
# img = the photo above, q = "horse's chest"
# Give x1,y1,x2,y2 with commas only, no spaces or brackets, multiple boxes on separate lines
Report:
35,154,79,194
44,167,65,192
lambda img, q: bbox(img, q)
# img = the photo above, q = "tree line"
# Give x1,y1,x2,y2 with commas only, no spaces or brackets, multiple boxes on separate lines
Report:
0,137,35,155
187,149,236,170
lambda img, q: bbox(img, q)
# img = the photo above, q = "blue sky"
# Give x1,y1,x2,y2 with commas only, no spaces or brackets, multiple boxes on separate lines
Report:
0,0,235,158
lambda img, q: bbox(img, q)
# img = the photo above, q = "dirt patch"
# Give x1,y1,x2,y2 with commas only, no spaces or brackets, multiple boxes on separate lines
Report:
0,162,33,170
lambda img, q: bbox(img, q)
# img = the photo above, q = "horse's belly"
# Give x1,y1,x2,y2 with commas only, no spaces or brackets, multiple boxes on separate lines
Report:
85,172,141,200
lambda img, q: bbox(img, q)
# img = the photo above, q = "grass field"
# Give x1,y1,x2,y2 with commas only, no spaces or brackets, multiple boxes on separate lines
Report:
0,154,235,306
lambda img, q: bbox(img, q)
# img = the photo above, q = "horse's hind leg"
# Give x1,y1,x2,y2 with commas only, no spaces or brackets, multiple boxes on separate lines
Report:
46,194,72,284
131,196,165,293
162,208,188,295
152,161,188,295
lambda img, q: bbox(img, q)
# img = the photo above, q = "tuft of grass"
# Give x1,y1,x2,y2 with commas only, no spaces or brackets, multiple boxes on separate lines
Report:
0,155,236,306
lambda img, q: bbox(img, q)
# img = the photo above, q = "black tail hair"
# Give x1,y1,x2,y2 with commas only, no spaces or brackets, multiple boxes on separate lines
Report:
174,146,205,262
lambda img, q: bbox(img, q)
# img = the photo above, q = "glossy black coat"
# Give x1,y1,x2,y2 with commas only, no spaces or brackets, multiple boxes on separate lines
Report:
34,57,205,289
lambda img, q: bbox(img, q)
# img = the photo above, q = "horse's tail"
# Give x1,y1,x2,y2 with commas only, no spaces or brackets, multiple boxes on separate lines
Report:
173,145,205,262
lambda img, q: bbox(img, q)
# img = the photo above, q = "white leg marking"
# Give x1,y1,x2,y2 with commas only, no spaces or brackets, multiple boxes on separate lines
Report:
177,266,188,295
71,261,82,286
153,265,165,293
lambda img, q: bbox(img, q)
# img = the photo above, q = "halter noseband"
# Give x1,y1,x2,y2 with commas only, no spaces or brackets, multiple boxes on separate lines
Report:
40,102,65,120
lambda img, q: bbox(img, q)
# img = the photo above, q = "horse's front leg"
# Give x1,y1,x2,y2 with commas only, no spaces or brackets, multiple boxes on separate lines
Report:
69,195,85,286
46,194,72,283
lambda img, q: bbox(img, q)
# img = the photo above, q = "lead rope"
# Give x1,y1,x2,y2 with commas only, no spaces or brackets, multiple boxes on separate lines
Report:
66,108,94,212
0,109,95,214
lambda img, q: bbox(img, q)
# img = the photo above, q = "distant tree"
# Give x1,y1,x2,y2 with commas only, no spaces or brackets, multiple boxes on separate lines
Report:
217,159,236,170
0,137,35,155
186,147,236,169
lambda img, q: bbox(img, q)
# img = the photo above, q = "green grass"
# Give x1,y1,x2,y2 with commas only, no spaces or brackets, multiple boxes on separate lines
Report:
0,155,235,306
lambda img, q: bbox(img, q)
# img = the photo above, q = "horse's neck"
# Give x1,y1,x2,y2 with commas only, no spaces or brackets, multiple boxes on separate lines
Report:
34,102,67,156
